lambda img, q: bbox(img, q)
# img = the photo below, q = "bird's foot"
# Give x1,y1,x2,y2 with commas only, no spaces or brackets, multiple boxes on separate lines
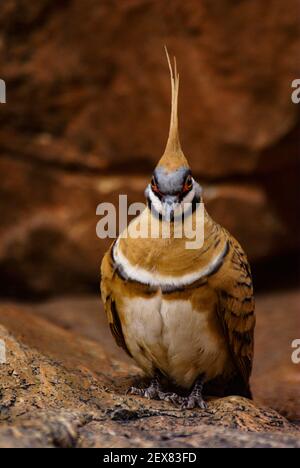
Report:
127,375,207,410
180,394,207,409
157,391,182,405
127,379,181,404
180,375,207,410
127,377,162,400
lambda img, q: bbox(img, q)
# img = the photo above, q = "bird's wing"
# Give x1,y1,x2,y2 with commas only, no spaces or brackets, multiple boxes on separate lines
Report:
100,248,132,357
216,234,255,396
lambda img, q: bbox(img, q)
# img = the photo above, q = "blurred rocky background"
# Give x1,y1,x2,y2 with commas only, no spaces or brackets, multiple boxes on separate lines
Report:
0,0,299,447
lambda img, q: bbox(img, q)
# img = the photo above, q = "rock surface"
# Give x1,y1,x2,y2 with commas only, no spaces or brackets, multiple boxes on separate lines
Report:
24,289,300,423
0,0,299,296
0,292,299,448
1,0,299,175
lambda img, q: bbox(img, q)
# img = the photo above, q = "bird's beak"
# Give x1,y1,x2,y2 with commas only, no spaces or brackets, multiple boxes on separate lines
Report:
161,195,178,219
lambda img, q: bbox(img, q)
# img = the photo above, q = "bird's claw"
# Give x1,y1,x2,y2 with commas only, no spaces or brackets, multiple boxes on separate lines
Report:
126,385,160,400
126,386,145,397
126,381,207,410
180,395,207,410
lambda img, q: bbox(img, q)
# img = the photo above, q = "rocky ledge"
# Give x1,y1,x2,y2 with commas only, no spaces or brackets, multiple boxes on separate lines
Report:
0,299,299,448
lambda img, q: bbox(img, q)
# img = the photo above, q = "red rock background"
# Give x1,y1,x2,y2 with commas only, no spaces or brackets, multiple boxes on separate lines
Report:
0,0,299,297
0,0,299,435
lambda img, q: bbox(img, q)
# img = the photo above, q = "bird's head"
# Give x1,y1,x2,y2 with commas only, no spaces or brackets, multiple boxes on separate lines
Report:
145,48,202,220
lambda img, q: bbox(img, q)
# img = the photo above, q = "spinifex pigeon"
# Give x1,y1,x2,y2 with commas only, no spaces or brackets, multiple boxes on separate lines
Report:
101,49,255,408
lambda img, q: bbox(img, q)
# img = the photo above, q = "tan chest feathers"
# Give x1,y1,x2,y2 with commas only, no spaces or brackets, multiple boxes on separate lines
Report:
120,295,231,388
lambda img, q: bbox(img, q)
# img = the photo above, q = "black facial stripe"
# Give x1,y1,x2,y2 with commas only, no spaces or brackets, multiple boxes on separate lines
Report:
150,186,163,200
178,184,193,202
151,174,158,185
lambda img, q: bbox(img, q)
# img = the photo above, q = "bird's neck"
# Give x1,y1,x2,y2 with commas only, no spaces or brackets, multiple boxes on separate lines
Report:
115,204,225,277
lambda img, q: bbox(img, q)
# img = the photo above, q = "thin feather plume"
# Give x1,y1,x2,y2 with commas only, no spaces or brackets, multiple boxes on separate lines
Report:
164,45,181,154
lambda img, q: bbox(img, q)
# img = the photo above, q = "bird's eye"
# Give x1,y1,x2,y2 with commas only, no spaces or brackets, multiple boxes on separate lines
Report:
183,175,193,192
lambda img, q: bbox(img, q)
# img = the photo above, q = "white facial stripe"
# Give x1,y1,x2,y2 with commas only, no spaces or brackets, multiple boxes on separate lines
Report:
113,239,228,288
147,183,196,217
147,185,163,213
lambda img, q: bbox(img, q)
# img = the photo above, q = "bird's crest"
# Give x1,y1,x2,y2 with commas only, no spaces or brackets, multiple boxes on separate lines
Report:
157,46,189,172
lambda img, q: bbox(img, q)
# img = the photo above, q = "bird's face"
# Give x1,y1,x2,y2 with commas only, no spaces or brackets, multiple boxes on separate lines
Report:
145,166,202,219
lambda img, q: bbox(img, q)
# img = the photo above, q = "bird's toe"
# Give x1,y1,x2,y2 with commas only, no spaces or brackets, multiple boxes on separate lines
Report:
181,396,207,410
144,387,159,399
158,391,182,405
126,386,145,397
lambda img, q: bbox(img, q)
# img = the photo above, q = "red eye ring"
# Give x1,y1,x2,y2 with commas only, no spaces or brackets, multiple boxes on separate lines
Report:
183,175,193,192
